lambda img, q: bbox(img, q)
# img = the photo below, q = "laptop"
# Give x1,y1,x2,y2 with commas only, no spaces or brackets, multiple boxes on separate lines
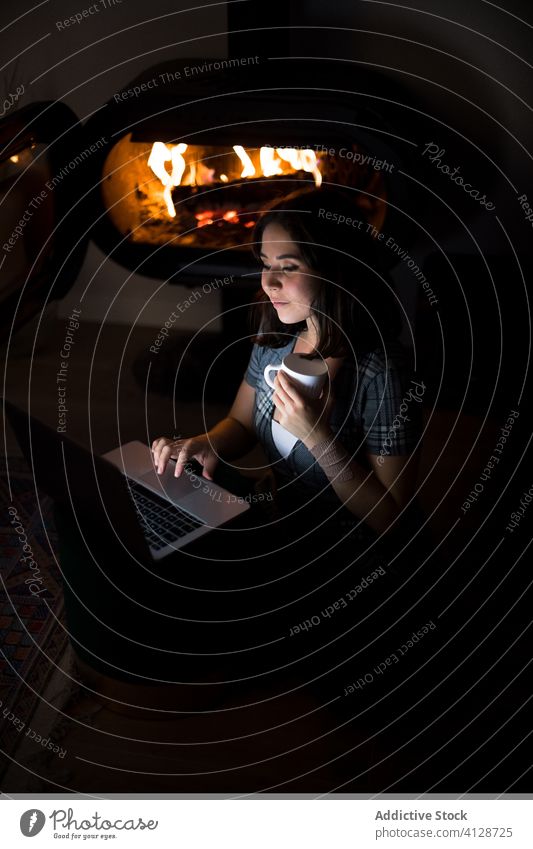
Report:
4,399,250,561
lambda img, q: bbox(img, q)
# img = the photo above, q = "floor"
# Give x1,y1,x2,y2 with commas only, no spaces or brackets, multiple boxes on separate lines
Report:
3,645,384,793
3,310,527,793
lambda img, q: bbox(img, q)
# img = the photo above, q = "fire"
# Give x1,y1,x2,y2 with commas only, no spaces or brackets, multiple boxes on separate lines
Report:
194,208,240,228
147,141,188,217
195,211,214,228
260,147,283,177
102,133,388,250
147,142,323,220
233,145,255,178
294,148,322,187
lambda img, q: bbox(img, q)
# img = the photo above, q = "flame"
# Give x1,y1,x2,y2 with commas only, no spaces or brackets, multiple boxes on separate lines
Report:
147,141,188,217
259,146,321,184
296,148,322,187
276,147,322,186
233,145,255,178
147,142,322,219
276,148,300,169
260,147,283,177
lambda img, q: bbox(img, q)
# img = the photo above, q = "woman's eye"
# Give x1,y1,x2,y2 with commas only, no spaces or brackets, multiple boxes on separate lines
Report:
260,263,298,273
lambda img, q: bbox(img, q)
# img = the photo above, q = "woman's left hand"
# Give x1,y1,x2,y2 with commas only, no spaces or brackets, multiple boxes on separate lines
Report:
272,371,334,448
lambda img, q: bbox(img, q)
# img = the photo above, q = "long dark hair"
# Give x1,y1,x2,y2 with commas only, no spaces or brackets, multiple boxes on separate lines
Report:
249,187,402,358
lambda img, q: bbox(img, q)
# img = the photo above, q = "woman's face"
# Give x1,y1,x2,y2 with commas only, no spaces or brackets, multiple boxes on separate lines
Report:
260,223,320,326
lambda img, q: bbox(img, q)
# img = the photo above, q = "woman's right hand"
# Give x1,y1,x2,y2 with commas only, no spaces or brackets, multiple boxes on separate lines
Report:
151,434,220,479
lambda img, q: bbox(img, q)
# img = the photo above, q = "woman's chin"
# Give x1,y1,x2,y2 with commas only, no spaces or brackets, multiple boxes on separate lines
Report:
276,310,305,325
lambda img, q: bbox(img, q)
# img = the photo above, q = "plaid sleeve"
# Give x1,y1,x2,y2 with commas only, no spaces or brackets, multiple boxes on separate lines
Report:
244,343,264,388
360,365,422,456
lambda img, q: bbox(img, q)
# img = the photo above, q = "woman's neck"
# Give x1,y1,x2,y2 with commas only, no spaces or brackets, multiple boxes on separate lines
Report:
295,327,318,355
305,317,318,341
300,320,319,347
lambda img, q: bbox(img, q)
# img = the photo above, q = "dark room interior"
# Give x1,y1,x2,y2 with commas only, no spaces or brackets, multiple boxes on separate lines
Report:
1,0,532,816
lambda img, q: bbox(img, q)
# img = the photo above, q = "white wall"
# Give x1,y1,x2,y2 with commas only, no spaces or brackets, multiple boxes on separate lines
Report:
59,241,228,330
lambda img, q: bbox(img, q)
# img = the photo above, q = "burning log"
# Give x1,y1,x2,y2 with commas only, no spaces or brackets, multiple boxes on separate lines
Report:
171,171,316,213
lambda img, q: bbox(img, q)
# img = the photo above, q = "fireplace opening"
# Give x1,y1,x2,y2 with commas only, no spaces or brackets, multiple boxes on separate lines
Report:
81,56,415,281
101,134,388,254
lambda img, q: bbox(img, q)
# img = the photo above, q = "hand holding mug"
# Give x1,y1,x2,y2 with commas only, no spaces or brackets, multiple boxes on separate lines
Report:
264,355,333,446
264,353,328,399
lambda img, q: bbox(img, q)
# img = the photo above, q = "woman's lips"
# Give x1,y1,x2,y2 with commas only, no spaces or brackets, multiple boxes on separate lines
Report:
271,300,289,307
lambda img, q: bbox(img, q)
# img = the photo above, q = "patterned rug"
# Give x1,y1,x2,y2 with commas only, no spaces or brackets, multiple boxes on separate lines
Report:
0,456,67,775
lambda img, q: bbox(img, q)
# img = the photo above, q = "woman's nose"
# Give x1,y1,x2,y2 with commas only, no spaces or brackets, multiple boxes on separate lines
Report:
262,268,281,287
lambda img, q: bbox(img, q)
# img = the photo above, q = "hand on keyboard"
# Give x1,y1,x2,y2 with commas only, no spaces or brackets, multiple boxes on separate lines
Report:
151,434,220,479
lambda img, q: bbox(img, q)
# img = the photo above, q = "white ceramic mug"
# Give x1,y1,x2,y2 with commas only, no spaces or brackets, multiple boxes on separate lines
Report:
264,353,328,399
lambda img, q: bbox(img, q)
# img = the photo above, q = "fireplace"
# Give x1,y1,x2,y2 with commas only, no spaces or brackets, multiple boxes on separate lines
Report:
1,53,417,380
82,57,413,282
100,135,388,254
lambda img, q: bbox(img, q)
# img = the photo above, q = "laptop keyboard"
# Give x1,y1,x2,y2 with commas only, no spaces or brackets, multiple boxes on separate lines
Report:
126,478,204,551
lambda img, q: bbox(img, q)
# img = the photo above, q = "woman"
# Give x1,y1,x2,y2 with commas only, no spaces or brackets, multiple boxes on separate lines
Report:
153,187,422,545
152,188,425,685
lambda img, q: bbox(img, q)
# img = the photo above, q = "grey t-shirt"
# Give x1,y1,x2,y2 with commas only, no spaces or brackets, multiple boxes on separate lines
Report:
244,335,422,525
